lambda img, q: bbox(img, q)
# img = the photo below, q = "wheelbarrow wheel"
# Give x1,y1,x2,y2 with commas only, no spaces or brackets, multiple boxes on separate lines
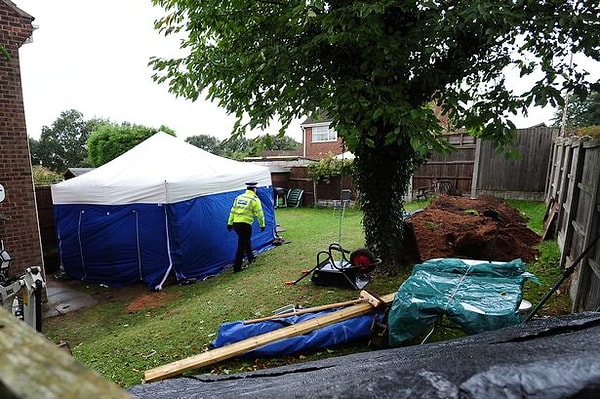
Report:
350,248,377,272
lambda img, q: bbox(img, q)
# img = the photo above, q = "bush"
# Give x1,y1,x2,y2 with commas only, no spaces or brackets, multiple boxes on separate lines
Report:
576,125,600,139
32,165,62,186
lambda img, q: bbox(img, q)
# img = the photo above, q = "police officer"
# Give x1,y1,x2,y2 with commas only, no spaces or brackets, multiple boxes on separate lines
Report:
227,182,266,272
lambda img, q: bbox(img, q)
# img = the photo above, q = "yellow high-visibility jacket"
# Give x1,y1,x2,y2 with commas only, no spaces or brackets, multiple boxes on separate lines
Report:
228,189,265,228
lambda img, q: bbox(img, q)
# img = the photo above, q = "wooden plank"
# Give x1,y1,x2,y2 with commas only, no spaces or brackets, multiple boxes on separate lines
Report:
244,291,384,324
542,201,559,241
243,298,365,324
144,292,395,383
0,308,132,399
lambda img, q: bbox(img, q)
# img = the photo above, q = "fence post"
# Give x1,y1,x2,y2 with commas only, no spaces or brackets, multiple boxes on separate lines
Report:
470,138,481,198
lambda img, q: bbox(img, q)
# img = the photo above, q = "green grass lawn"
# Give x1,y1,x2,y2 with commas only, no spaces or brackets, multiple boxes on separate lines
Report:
42,200,569,388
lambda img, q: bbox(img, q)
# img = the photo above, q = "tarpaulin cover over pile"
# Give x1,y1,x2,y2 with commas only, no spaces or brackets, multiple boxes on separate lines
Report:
209,310,383,357
388,258,538,346
51,132,277,290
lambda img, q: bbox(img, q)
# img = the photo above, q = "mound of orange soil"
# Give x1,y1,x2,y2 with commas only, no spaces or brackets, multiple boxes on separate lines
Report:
407,195,541,263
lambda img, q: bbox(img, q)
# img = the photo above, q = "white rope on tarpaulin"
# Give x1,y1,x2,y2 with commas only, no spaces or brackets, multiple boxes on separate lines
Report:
442,262,476,314
420,261,477,344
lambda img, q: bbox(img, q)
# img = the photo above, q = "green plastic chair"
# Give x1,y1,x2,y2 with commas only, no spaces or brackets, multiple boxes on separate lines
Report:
286,188,304,208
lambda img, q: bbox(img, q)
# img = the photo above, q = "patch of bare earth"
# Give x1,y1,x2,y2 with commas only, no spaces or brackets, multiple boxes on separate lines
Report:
126,291,178,313
407,195,541,263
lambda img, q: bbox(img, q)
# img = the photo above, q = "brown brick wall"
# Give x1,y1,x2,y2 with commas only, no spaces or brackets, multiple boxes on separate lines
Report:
304,126,345,159
0,1,43,276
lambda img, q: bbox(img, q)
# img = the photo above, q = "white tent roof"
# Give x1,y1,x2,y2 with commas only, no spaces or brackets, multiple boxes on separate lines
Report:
335,151,355,160
52,132,272,205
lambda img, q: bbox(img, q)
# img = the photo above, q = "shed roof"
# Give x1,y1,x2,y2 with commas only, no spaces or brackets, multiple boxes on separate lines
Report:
63,168,94,180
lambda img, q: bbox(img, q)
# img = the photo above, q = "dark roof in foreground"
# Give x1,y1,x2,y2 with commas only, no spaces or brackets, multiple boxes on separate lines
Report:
128,312,600,399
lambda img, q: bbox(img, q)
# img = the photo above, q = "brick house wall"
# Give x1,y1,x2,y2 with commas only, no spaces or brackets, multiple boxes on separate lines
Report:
302,125,346,160
301,103,449,161
300,115,346,160
0,1,43,276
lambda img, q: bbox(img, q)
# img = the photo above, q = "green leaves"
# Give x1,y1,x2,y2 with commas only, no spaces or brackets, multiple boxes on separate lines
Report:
146,0,599,270
87,125,172,167
0,44,10,60
29,110,100,172
308,157,354,183
150,0,599,145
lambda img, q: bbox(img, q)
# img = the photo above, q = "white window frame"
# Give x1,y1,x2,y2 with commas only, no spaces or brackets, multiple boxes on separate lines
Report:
311,125,337,143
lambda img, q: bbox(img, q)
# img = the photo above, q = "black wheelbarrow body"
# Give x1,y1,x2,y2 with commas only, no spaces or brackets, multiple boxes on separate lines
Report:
309,243,381,290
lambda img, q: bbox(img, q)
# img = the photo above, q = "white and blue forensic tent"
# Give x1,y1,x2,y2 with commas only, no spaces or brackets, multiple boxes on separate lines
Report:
51,132,277,290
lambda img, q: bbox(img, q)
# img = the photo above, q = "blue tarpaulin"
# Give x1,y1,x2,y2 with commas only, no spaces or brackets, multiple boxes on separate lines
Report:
209,309,383,358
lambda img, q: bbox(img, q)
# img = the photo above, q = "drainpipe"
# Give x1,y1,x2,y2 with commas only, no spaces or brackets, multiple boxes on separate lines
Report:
301,126,307,158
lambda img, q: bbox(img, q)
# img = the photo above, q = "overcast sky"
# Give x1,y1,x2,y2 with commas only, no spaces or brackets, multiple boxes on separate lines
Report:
13,1,597,143
14,0,303,142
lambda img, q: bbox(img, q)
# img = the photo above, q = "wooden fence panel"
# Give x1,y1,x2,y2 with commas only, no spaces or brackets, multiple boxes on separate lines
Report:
412,127,556,201
571,140,600,311
556,141,581,252
476,127,557,200
546,139,567,201
547,137,600,312
412,132,476,196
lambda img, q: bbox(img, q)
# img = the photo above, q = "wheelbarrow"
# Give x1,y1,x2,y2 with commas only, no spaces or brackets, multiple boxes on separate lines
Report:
286,243,381,290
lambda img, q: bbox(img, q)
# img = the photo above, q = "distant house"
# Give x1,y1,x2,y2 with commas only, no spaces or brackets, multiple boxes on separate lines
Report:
299,104,447,160
300,114,347,160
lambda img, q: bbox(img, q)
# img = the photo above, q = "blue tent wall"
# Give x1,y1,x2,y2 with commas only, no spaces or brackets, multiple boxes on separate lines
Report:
168,187,276,282
54,186,277,290
54,203,171,288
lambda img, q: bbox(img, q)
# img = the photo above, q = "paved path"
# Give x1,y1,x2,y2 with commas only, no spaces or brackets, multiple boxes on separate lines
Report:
43,277,98,319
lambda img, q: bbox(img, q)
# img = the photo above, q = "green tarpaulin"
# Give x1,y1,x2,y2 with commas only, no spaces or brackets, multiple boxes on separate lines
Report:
388,258,538,347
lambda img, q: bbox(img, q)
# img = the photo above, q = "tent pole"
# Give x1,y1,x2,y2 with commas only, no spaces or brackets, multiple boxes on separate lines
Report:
77,210,87,280
155,181,173,291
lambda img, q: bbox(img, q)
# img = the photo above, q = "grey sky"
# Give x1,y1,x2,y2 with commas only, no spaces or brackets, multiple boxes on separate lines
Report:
14,1,597,143
15,0,302,141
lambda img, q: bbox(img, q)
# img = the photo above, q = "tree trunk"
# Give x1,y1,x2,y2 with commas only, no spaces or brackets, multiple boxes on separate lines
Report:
353,131,422,275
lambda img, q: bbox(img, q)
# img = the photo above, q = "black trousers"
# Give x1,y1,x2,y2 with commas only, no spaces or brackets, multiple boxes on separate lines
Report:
233,222,254,271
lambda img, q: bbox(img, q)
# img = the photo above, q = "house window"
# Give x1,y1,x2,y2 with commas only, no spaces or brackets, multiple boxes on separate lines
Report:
312,125,337,142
